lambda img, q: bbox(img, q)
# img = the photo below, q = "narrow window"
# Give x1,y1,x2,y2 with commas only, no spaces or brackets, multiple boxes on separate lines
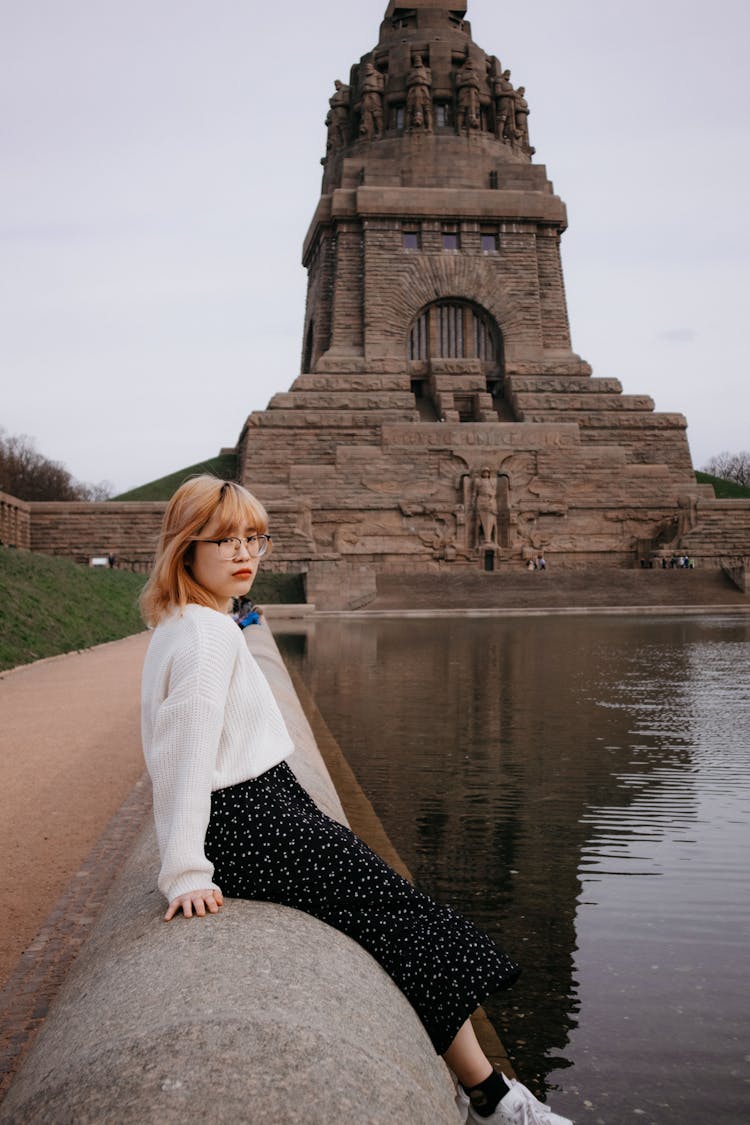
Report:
481,232,498,254
403,228,420,251
409,311,429,360
442,224,460,251
436,105,447,128
396,106,405,130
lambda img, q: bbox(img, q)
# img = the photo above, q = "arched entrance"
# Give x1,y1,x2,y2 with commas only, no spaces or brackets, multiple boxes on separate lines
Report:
407,299,508,421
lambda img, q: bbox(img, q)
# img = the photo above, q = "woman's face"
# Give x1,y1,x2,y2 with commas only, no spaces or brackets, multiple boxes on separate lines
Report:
189,519,260,608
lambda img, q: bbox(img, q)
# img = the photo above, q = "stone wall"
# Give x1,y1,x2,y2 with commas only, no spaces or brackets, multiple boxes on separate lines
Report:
0,492,30,550
29,502,166,568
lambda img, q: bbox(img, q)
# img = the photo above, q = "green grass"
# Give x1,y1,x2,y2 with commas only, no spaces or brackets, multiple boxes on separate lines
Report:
113,452,238,501
0,548,147,671
0,549,307,671
695,471,750,499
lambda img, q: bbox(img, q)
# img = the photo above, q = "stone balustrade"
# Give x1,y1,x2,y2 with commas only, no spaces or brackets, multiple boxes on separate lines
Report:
0,491,30,550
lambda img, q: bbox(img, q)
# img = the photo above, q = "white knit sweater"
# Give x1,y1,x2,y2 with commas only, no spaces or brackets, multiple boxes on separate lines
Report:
141,604,294,903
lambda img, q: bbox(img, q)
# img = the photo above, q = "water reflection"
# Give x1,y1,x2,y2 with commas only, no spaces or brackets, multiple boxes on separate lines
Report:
277,614,750,1124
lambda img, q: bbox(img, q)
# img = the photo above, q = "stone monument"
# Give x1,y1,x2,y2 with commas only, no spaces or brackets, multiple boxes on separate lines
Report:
233,0,746,608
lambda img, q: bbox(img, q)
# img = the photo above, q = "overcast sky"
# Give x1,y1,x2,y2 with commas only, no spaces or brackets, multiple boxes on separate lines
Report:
2,0,748,495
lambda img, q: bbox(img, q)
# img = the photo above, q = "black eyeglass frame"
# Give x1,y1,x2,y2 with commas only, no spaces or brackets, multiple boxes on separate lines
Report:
191,534,272,558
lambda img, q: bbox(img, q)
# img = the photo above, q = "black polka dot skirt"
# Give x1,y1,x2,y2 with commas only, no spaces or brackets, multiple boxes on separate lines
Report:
204,761,521,1054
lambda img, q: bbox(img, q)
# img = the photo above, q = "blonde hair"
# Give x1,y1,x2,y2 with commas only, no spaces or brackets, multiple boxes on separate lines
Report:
139,476,269,626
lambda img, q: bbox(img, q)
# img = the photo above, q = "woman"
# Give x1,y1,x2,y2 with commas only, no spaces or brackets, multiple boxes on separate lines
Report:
140,476,571,1125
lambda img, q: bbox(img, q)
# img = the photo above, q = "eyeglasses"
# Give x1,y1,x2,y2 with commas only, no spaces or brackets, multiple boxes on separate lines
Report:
192,534,271,560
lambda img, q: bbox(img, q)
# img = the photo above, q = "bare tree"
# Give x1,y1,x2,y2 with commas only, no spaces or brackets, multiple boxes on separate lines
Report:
0,429,112,501
701,450,750,488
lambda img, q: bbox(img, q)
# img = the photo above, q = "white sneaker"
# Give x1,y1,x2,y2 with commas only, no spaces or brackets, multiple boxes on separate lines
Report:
455,1073,573,1124
455,1081,470,1121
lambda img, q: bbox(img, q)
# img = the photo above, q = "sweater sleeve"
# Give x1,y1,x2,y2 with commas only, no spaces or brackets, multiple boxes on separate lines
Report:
145,614,240,903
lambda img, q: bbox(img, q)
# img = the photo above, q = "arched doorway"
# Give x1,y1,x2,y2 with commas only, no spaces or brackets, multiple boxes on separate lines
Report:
407,299,507,421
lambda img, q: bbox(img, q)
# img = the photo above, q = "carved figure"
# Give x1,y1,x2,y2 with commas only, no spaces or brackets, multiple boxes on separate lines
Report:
327,79,351,152
472,467,498,547
493,69,516,143
292,502,315,547
359,62,384,140
513,86,532,153
676,494,699,541
456,55,482,133
406,53,433,132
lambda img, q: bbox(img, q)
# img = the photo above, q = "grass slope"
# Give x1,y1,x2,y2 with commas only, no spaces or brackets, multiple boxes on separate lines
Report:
695,471,750,499
0,548,146,671
113,453,238,501
0,549,306,671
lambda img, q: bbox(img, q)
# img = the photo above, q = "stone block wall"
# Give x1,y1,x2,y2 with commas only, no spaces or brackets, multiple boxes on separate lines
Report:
29,502,166,568
0,492,30,550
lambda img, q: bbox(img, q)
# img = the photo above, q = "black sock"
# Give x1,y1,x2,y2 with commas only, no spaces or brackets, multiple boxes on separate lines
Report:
463,1069,509,1118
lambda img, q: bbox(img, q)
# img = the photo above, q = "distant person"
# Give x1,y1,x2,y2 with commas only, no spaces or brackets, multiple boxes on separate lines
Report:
139,477,572,1125
537,554,546,571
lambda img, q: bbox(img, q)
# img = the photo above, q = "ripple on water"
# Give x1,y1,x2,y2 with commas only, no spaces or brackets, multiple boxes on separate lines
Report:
278,614,750,1125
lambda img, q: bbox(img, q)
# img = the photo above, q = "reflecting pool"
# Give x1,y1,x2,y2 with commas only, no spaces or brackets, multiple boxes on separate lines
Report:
277,613,750,1125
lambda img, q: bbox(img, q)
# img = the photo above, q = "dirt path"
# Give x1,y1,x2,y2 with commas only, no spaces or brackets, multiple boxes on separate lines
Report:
0,632,150,986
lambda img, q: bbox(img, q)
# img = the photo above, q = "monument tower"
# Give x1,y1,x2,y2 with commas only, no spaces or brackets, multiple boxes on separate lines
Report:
237,1,718,608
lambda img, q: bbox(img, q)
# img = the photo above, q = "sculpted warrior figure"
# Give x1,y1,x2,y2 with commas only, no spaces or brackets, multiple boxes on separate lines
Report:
513,85,532,153
406,53,433,132
328,79,351,151
676,494,699,540
493,68,516,143
456,55,482,133
473,467,498,547
359,62,384,140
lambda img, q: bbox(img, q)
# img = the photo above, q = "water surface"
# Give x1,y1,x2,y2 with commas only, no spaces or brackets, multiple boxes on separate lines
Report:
278,614,750,1124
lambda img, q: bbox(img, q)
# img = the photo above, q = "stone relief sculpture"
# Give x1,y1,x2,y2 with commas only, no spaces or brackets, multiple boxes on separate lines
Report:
493,68,516,143
419,517,457,561
328,79,351,151
472,467,498,547
456,55,482,133
359,62,385,140
676,493,699,541
334,525,361,553
291,502,316,549
406,53,433,132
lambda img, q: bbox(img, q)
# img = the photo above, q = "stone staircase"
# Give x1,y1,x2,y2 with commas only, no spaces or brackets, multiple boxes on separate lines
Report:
371,566,748,610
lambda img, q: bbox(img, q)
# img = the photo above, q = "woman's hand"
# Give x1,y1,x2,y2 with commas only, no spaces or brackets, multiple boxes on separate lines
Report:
164,888,224,921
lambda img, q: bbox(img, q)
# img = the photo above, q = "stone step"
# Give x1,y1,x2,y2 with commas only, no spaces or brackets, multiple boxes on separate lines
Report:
291,374,411,392
372,567,747,609
507,376,623,394
268,392,417,411
517,411,686,430
510,393,655,413
249,409,420,428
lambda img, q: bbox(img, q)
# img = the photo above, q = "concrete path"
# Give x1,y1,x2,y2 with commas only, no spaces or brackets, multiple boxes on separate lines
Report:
0,632,150,987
